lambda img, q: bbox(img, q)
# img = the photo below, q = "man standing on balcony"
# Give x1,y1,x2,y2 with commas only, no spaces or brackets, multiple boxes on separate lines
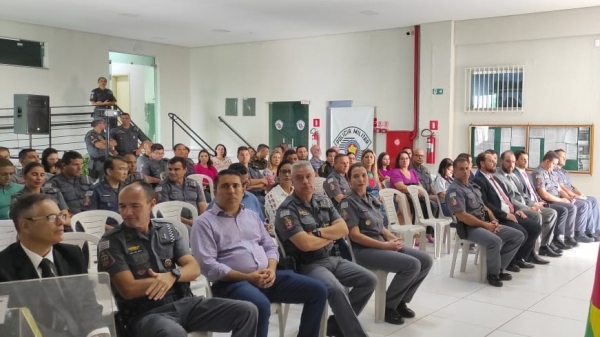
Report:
110,112,150,157
85,118,117,181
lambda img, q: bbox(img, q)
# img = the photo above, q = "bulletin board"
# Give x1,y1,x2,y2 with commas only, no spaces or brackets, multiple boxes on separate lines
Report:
468,124,594,174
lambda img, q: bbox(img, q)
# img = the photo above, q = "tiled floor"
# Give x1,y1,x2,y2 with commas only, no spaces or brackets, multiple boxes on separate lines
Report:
211,240,598,337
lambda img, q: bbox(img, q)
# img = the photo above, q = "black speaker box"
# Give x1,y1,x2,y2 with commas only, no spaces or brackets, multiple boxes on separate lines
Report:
14,94,50,135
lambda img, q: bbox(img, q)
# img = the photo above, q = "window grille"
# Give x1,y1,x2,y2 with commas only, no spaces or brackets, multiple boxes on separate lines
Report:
465,66,524,112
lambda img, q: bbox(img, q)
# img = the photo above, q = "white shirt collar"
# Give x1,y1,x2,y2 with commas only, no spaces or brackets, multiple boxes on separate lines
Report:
273,184,293,197
20,243,53,278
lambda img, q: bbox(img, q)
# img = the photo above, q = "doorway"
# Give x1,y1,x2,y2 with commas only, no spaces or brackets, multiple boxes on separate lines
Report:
109,52,157,142
268,101,309,150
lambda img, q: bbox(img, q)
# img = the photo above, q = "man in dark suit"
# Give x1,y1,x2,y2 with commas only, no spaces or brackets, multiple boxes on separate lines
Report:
0,193,110,337
472,152,541,272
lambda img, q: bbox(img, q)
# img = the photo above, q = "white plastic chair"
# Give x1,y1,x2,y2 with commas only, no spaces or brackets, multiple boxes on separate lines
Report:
70,210,123,272
406,185,452,259
0,220,17,251
379,189,427,251
345,237,388,323
61,232,101,271
314,177,327,197
434,194,454,255
152,201,199,223
449,231,487,283
188,174,215,201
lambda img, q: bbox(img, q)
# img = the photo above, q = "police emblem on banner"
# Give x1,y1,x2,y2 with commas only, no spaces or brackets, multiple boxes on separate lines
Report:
332,127,373,160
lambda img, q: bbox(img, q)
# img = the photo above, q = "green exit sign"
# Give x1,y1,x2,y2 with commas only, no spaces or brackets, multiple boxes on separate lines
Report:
432,88,444,95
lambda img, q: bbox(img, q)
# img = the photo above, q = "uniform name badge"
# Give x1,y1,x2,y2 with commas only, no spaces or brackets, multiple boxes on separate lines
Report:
83,190,94,207
165,259,173,268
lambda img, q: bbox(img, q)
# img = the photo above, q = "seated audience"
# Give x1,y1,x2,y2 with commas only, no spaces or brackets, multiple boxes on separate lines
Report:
433,158,454,217
250,144,270,170
348,152,357,165
296,145,309,161
324,153,350,206
402,147,413,159
0,147,9,159
455,153,475,181
309,145,322,171
141,143,169,186
156,157,207,227
446,157,524,287
48,151,94,216
123,152,145,185
472,152,542,271
41,147,61,175
263,150,281,186
213,143,232,171
341,163,432,324
194,149,218,201
14,148,45,184
265,160,294,227
192,169,327,337
410,149,439,217
275,161,376,337
173,143,195,176
86,157,128,230
0,194,110,337
98,181,258,336
283,149,299,163
238,146,268,205
377,152,392,183
361,149,382,199
12,162,69,220
0,159,23,219
318,148,337,178
135,140,153,172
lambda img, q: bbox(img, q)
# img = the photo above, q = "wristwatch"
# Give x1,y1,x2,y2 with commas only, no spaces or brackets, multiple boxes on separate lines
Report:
312,228,322,237
170,268,181,282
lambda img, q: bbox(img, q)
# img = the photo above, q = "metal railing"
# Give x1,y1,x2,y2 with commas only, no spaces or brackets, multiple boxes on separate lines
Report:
168,112,214,153
217,116,252,148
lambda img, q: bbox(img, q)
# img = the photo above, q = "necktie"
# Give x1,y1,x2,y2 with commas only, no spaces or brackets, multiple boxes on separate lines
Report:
39,259,81,336
520,170,539,202
490,176,514,213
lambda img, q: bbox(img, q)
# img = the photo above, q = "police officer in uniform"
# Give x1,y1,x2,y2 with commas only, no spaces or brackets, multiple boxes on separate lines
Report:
124,152,145,185
90,76,118,128
110,112,150,157
48,151,95,215
324,153,350,206
155,157,207,227
446,157,524,287
340,163,432,325
142,143,169,186
11,162,69,217
85,157,128,230
13,149,50,184
318,148,337,178
275,161,376,337
173,143,195,176
85,118,117,180
98,181,258,337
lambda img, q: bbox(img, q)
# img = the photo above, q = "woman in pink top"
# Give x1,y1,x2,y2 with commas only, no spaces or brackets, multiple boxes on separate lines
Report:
195,149,218,200
377,152,392,183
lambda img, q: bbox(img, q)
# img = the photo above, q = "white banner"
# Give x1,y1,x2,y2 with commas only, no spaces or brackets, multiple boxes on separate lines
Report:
329,107,374,159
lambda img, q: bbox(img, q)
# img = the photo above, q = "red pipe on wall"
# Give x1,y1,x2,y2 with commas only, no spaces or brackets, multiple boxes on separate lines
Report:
410,25,420,140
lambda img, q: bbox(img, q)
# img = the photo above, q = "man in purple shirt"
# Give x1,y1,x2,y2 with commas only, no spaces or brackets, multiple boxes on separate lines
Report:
191,169,327,337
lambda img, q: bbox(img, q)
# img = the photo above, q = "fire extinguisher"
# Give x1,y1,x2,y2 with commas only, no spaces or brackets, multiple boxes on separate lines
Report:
310,128,320,146
421,129,436,164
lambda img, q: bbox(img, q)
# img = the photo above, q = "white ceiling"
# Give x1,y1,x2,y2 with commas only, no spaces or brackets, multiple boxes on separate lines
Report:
1,0,599,47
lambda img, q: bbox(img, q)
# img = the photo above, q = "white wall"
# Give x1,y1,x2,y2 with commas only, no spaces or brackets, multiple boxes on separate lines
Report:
448,7,600,194
111,63,155,138
189,28,416,155
0,19,190,149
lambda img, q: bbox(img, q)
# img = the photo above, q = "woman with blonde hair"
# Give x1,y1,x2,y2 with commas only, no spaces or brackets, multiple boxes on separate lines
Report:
361,149,383,199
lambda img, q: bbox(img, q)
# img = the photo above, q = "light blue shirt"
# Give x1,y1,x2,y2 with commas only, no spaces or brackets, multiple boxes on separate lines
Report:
207,191,266,223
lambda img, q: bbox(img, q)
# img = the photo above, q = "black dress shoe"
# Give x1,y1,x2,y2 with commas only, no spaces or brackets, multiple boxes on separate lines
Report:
326,315,344,337
548,243,564,253
539,246,562,257
385,308,405,325
529,254,550,265
552,240,571,250
575,234,593,243
396,302,416,318
565,237,580,247
487,274,504,287
514,259,535,269
505,264,520,273
499,272,513,281
588,233,600,242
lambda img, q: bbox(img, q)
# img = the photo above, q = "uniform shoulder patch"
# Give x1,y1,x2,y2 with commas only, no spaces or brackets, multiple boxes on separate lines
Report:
449,192,456,198
278,209,290,217
98,250,115,269
155,186,163,192
98,240,110,252
340,201,348,209
327,178,334,183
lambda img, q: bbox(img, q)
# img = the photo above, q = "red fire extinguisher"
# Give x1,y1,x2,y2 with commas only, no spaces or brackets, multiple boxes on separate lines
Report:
421,129,436,164
310,128,320,146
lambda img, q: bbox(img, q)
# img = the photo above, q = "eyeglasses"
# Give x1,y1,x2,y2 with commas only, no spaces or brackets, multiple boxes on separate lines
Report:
279,169,292,175
26,213,68,223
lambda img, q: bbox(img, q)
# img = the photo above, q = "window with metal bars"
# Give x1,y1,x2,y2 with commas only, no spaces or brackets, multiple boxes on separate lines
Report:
465,66,524,112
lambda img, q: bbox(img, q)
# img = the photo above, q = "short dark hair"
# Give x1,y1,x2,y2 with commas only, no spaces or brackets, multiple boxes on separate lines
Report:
168,156,188,168
41,147,59,173
173,143,190,153
500,150,514,161
257,144,269,152
122,180,155,202
347,162,366,178
283,149,297,160
437,158,453,176
277,160,293,176
97,77,107,82
62,151,83,165
485,149,497,155
453,156,469,169
456,153,471,161
150,143,164,152
120,112,130,117
325,148,337,157
475,152,489,169
555,149,565,155
0,147,9,154
237,146,249,156
11,194,53,231
394,151,411,167
402,146,412,151
377,152,389,169
228,163,248,175
104,156,126,174
215,144,227,157
0,158,14,168
215,168,242,186
543,151,559,162
23,161,44,175
334,153,348,162
514,150,527,160
296,145,307,151
18,149,36,161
